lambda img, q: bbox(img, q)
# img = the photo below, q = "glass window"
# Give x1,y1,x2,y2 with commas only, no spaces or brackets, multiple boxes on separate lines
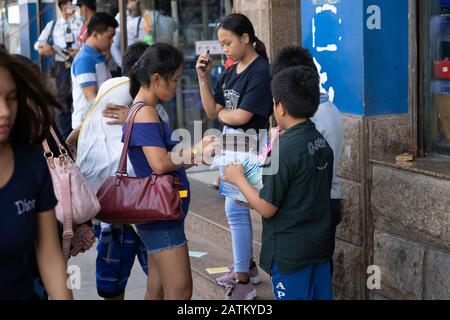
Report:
97,1,119,16
153,0,233,134
0,0,21,54
426,0,450,154
117,0,233,133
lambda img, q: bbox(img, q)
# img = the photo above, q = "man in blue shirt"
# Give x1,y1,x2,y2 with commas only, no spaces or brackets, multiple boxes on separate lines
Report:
71,12,118,130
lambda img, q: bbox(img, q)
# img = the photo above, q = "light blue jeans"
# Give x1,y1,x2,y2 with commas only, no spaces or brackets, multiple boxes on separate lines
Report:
219,125,266,274
225,196,254,273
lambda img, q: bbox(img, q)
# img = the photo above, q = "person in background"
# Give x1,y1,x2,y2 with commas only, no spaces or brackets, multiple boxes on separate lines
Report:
270,46,344,277
74,0,97,45
111,0,177,71
70,12,118,136
0,49,73,300
34,0,83,140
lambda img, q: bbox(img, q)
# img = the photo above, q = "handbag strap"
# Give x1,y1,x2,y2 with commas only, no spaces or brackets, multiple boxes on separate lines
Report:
117,101,146,176
49,126,69,156
43,126,69,158
60,170,73,262
42,132,74,262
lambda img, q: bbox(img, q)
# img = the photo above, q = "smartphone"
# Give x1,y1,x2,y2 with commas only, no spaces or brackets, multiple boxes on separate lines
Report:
201,50,210,71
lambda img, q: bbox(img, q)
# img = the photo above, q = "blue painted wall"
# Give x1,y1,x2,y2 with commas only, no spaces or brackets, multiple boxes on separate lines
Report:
20,2,39,61
19,1,55,64
302,1,365,115
363,0,409,115
301,0,409,116
41,2,55,26
39,1,56,69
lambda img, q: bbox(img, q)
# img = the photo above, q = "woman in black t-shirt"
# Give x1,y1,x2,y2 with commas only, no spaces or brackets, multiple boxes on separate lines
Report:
0,50,72,300
196,13,273,300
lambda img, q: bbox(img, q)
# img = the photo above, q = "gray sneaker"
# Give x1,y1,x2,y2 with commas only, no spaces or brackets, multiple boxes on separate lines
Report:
216,263,261,288
225,280,257,300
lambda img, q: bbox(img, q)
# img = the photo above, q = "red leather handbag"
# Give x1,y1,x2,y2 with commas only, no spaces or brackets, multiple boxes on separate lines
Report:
96,102,184,224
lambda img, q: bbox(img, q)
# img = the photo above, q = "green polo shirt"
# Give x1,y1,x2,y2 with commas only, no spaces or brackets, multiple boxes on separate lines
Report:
259,120,334,275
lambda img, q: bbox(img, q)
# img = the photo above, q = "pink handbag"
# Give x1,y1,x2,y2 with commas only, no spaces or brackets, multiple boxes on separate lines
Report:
43,127,100,260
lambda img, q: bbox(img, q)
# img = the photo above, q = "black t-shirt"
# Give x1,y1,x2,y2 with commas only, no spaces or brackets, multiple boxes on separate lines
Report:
213,56,273,131
0,143,58,300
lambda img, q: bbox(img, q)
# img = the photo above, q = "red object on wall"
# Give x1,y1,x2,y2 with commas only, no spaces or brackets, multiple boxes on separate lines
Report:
434,58,450,79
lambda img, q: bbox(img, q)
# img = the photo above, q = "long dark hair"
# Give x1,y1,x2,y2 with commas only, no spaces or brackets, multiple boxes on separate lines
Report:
129,43,184,99
219,13,268,61
0,50,57,145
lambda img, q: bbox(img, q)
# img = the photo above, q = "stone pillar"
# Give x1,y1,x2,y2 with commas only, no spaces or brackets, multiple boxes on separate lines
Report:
233,0,298,61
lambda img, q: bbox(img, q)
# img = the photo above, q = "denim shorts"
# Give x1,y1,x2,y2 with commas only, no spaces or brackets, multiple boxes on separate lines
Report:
136,223,188,255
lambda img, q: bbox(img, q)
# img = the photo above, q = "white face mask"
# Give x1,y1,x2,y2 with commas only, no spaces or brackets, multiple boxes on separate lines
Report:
75,10,85,23
66,4,76,15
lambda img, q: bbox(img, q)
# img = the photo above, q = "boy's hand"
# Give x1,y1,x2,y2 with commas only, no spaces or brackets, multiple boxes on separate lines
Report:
224,161,245,185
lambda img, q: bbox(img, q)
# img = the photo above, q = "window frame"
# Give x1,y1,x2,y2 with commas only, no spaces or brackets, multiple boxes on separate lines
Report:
416,0,450,156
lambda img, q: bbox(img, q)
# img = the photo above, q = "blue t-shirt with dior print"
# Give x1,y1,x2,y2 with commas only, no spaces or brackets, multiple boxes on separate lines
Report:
0,143,57,300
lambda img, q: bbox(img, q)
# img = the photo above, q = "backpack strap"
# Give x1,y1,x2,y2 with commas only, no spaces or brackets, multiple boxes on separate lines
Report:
47,19,57,46
136,16,142,39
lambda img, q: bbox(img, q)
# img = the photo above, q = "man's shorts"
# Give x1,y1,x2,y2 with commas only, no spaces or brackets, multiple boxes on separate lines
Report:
94,224,148,299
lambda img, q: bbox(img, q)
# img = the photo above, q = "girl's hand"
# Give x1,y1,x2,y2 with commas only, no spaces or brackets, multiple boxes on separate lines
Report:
223,161,246,186
199,136,221,165
191,136,217,165
196,53,212,80
198,135,218,150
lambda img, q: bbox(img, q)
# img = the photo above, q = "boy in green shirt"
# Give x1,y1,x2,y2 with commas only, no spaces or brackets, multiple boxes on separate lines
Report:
224,66,334,300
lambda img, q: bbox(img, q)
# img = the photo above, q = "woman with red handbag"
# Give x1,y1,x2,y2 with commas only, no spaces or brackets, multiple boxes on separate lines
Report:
123,43,215,300
0,50,72,300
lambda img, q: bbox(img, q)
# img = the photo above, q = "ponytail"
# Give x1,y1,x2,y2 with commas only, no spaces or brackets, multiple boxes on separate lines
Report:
129,63,141,99
219,13,268,61
127,43,183,99
253,37,268,61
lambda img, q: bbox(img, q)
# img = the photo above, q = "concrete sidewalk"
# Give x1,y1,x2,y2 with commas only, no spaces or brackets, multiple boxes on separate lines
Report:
69,167,219,300
69,241,148,300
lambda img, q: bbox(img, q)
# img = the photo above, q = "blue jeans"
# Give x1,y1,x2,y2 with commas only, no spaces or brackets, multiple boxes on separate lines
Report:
220,125,266,274
271,261,333,300
225,196,253,273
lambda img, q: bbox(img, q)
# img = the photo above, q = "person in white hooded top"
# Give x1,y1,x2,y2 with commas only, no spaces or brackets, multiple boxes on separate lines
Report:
270,46,344,277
